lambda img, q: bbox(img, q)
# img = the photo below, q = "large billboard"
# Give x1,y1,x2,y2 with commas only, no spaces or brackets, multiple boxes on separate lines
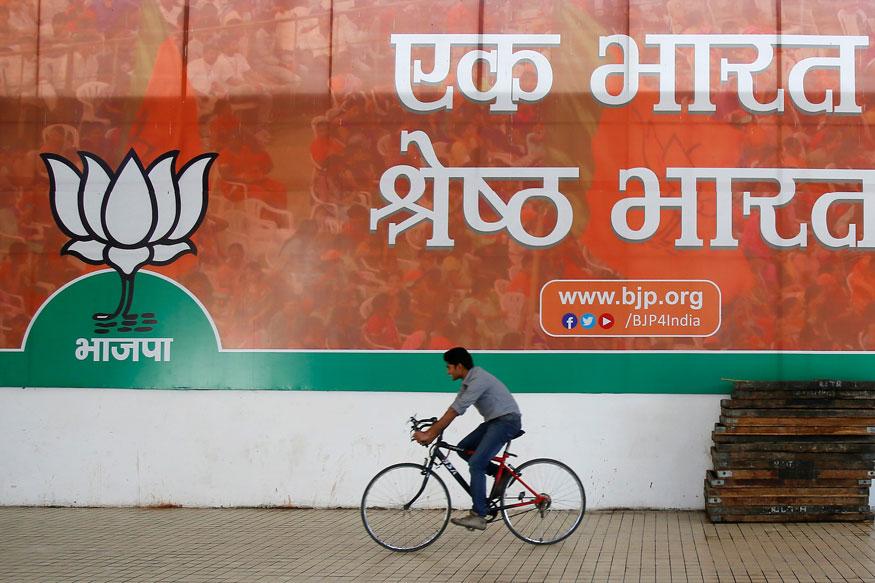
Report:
1,1,874,391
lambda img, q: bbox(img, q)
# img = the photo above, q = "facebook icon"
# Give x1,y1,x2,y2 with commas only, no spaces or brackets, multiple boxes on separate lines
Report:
561,313,578,330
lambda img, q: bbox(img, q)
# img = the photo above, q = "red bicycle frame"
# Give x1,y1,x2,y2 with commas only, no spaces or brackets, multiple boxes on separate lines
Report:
427,439,546,512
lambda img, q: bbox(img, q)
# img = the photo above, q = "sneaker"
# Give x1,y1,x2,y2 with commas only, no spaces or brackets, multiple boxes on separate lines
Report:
450,511,488,531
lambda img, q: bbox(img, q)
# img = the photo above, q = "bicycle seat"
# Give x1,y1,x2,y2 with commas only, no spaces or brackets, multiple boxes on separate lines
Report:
502,429,525,447
502,430,525,455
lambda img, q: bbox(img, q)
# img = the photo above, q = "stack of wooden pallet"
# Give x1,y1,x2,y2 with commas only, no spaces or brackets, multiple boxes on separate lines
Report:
706,380,875,523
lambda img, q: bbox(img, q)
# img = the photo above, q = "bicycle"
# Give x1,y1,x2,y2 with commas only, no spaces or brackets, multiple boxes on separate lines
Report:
361,416,586,552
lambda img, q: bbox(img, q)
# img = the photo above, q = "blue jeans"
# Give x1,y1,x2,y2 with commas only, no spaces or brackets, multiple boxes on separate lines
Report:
457,413,522,517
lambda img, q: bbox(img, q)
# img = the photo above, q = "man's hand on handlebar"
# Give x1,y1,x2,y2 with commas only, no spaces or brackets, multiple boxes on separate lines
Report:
410,416,439,446
413,429,437,446
409,409,459,446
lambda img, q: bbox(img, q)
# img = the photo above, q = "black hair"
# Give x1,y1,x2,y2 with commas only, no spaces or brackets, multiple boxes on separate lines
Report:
443,346,473,370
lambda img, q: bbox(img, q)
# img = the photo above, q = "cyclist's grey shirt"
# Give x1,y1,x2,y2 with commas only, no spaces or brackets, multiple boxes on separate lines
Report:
450,366,521,421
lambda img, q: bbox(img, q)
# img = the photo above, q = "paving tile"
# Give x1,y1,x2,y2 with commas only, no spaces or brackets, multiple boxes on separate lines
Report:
1,509,874,582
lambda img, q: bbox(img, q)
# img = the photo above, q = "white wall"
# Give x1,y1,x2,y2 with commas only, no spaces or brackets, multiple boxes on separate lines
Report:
0,388,727,509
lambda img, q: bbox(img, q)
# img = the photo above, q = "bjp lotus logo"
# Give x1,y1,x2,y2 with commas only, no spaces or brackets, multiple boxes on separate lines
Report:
42,150,216,321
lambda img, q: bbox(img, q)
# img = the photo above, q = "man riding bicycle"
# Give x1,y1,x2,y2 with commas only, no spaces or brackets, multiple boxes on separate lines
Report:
413,347,523,531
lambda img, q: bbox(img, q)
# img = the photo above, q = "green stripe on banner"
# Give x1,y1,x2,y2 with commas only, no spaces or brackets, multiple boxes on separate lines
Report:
3,350,875,393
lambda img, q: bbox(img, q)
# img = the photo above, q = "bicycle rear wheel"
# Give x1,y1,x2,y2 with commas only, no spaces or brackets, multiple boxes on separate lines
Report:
499,458,585,545
361,463,451,551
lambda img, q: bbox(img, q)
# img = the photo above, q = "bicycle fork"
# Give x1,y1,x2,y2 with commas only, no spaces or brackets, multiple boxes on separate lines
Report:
402,455,441,510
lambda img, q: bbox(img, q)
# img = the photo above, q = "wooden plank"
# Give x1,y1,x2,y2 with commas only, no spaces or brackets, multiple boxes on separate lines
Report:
708,478,871,489
713,424,875,436
711,449,875,462
711,462,872,476
720,416,875,426
711,461,873,473
713,442,875,454
704,483,870,497
712,433,875,444
707,496,869,506
712,469,875,480
731,388,875,400
707,492,870,502
711,451,875,471
706,503,871,515
722,407,875,418
720,393,875,409
708,512,874,523
733,380,875,392
706,469,872,488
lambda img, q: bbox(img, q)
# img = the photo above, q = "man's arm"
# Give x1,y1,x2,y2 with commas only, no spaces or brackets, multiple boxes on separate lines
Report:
414,407,459,445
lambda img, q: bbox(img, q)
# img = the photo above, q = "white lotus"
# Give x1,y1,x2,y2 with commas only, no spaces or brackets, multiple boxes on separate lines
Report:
42,149,216,320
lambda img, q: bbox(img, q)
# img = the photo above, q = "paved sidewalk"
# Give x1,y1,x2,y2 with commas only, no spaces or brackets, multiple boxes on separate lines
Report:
1,508,874,582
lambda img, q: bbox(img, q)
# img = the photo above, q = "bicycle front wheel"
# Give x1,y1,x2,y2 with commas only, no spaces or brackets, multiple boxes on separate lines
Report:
500,458,585,545
361,463,451,551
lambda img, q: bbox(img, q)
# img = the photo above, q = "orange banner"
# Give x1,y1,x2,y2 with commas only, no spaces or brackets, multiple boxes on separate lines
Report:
1,1,874,353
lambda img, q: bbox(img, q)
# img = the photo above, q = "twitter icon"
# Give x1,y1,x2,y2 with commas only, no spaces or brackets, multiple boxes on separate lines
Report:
580,313,596,329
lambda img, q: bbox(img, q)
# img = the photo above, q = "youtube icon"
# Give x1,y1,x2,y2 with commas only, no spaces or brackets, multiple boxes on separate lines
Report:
599,313,615,329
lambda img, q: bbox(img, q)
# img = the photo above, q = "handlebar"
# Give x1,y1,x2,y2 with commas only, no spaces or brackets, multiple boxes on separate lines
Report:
409,416,438,433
